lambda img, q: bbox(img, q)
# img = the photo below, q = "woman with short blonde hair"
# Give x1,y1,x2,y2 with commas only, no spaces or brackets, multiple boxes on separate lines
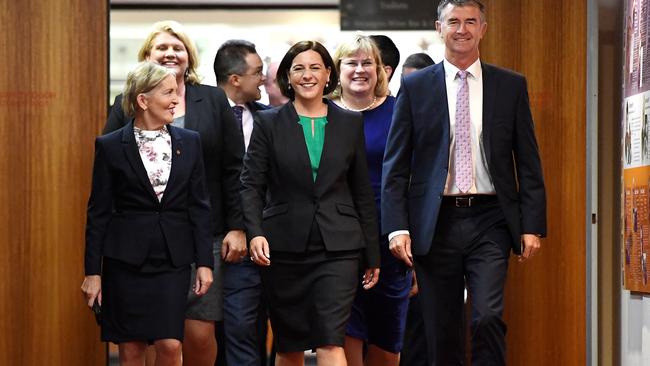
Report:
331,34,411,366
82,61,214,365
104,21,244,366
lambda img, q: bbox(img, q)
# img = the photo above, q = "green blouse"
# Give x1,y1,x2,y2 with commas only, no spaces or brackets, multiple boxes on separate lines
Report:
297,115,328,181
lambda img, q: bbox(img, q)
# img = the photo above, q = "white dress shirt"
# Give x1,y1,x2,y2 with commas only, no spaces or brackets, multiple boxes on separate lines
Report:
443,58,495,195
388,58,496,242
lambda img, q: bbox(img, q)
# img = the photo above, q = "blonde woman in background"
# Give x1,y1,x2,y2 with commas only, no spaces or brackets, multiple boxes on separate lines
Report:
331,34,412,366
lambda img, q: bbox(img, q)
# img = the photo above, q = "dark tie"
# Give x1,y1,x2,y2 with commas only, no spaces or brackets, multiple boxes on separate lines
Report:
455,70,472,193
232,105,244,132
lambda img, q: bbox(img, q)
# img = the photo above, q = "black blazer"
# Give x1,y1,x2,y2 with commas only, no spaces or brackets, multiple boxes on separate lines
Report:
85,122,213,275
104,83,244,236
240,100,380,268
382,62,547,255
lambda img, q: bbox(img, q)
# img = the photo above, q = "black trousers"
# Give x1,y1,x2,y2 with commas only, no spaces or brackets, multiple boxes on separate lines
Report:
399,293,429,366
414,197,511,366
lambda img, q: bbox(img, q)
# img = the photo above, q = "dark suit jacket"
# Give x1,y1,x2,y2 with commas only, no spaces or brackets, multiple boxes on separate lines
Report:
240,100,380,267
381,62,546,255
104,83,244,236
247,101,268,113
85,122,213,275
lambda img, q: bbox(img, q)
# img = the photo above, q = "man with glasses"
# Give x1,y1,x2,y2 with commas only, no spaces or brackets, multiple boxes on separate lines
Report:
213,39,268,366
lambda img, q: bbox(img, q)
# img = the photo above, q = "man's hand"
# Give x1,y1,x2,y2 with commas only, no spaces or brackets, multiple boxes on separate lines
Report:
221,229,247,263
518,234,542,262
389,234,413,267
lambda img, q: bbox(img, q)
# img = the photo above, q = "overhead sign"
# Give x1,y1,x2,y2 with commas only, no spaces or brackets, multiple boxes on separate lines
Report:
111,0,338,5
340,0,438,30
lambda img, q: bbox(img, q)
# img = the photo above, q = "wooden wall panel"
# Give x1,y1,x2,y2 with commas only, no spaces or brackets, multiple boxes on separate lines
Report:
480,0,587,365
0,0,107,365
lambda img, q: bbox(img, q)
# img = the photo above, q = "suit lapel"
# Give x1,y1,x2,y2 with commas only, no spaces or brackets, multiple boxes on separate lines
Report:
121,121,159,201
279,103,316,189
432,63,451,157
183,84,201,131
161,125,184,206
481,63,497,167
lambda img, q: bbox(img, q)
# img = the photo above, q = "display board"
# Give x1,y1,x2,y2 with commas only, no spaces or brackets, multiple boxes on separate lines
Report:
622,0,650,292
340,0,439,30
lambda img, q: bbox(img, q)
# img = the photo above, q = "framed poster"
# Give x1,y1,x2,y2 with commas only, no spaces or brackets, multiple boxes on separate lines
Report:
622,0,650,292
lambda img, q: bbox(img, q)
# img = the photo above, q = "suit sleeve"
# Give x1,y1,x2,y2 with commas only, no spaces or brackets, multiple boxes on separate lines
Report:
216,89,246,231
240,115,270,242
513,77,547,236
349,118,380,268
84,138,113,275
188,133,215,268
381,78,414,236
103,94,128,135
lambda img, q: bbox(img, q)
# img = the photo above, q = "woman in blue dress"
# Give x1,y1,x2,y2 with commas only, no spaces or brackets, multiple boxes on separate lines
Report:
331,34,412,366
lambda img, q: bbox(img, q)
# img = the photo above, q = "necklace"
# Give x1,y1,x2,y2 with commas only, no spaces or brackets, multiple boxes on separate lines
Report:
340,95,377,112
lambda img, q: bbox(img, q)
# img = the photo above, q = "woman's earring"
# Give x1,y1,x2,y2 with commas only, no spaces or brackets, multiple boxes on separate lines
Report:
326,82,329,88
288,84,292,90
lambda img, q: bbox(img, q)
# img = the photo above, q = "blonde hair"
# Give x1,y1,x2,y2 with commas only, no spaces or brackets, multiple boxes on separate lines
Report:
137,20,201,84
122,62,175,117
331,34,389,98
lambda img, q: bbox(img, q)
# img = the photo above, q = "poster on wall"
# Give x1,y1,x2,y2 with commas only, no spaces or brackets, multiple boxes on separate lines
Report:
622,0,650,292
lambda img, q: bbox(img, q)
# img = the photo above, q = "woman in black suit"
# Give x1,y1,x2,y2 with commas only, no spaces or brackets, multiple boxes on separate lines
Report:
240,41,380,366
104,21,244,366
81,62,213,365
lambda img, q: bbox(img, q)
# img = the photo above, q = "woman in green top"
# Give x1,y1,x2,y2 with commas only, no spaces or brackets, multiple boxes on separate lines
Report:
240,41,381,366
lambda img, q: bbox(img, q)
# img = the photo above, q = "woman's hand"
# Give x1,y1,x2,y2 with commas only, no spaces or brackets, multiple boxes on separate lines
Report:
362,267,380,290
408,270,419,298
194,266,213,296
249,236,271,266
81,275,102,308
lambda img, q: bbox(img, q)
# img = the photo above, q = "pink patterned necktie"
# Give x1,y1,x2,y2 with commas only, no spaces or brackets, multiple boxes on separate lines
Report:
455,70,472,193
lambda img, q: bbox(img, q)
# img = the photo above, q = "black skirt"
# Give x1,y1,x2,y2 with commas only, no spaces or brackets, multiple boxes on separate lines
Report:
100,257,191,343
261,221,360,352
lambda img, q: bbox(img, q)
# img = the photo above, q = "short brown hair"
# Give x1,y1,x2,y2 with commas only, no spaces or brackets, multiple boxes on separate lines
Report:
437,0,486,23
276,41,339,100
137,20,202,85
121,62,175,117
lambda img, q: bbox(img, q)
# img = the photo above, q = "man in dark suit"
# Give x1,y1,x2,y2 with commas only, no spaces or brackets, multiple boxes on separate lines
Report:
213,39,269,366
381,1,547,365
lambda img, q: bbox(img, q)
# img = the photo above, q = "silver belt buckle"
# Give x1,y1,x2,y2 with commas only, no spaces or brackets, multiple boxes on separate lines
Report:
455,196,473,208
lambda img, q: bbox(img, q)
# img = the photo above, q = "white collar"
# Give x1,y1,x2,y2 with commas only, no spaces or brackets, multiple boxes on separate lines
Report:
443,58,482,80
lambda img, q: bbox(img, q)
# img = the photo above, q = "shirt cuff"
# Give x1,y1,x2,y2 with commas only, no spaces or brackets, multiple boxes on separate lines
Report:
388,230,410,242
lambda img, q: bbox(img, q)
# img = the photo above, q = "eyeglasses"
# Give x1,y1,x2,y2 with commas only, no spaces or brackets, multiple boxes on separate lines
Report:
341,60,376,69
237,70,264,78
